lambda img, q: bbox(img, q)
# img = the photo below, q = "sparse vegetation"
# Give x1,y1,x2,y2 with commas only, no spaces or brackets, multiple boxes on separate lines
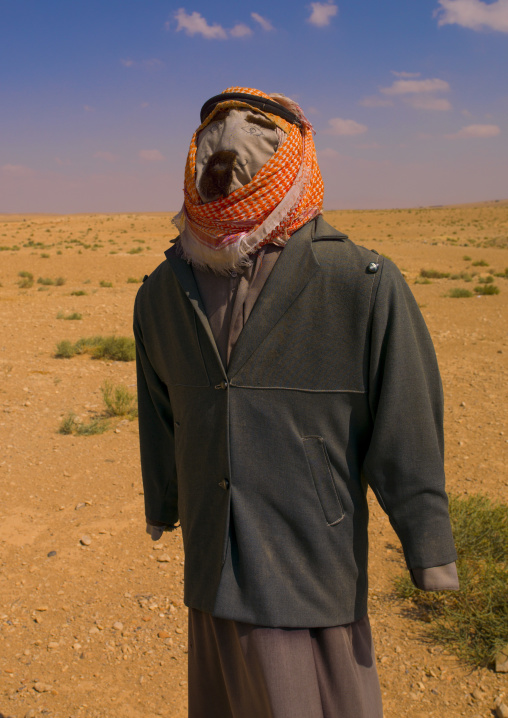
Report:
57,312,82,320
395,494,508,668
54,335,135,361
58,381,137,436
472,259,489,267
58,412,109,436
99,280,113,288
101,380,137,419
474,284,500,295
18,270,33,288
447,288,473,298
127,277,141,283
419,269,450,279
70,290,87,296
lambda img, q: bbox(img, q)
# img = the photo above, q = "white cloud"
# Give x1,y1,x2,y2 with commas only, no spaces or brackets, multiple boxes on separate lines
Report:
121,58,163,68
325,118,368,136
94,151,119,162
307,2,338,27
405,96,452,111
381,78,450,95
318,148,340,158
1,164,35,178
391,71,421,78
174,9,227,39
230,23,253,37
138,150,165,162
359,96,393,108
447,124,501,138
251,12,274,31
434,0,508,33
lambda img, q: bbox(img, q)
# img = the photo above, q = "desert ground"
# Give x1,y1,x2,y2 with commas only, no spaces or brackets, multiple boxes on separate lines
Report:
0,202,507,718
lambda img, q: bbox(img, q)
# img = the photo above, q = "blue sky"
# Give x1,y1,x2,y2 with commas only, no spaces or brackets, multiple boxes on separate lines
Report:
1,0,507,212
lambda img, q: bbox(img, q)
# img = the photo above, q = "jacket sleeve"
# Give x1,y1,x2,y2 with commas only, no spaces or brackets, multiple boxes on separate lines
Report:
134,294,179,528
362,258,457,571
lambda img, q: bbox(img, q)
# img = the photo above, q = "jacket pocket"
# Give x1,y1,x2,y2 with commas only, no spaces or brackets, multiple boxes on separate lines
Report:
302,436,344,526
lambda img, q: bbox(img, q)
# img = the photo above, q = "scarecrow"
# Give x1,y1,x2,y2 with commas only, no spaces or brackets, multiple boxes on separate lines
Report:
134,87,459,718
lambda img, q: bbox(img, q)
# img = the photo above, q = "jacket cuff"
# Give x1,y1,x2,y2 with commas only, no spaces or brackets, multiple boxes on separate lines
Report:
409,562,459,591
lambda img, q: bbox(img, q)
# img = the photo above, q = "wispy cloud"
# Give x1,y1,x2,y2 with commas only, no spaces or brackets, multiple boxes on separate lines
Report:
94,151,119,162
173,9,227,39
83,105,95,112
391,71,421,78
318,148,340,159
251,12,274,31
447,124,501,138
230,23,252,37
381,78,450,95
138,150,165,162
325,118,368,136
434,0,508,33
405,96,452,111
1,164,35,178
121,58,163,68
307,2,338,27
359,96,393,108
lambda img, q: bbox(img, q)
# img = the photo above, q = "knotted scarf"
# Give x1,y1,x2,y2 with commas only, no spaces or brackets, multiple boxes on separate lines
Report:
173,86,324,274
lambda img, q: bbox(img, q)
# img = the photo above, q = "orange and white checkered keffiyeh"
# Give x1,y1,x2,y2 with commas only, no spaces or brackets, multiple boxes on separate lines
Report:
173,87,324,273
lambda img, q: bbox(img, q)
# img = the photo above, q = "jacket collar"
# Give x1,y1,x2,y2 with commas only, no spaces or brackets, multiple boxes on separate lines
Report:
165,215,347,378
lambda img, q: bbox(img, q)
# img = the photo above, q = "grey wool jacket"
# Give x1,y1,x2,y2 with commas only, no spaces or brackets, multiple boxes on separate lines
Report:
134,215,457,628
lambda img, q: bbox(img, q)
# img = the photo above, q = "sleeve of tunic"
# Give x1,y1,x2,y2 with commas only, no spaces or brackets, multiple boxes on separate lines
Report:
134,293,179,528
362,258,458,572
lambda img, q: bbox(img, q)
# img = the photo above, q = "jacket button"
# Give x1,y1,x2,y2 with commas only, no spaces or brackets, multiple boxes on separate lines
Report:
367,262,379,274
215,381,228,390
218,479,230,490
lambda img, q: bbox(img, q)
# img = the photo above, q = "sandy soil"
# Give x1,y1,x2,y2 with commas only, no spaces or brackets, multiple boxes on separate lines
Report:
0,203,507,718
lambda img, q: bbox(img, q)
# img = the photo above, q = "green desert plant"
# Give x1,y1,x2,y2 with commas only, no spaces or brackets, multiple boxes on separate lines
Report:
99,280,113,288
394,494,508,668
475,284,500,295
70,290,87,296
57,312,82,321
58,412,78,434
18,270,33,288
419,268,450,279
38,277,55,286
472,259,489,267
54,335,135,361
55,340,76,358
89,335,135,361
447,288,473,298
126,277,141,283
101,380,138,419
58,412,109,436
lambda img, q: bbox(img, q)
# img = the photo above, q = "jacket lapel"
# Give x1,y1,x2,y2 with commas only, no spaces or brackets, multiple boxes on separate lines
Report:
227,220,320,378
165,247,227,376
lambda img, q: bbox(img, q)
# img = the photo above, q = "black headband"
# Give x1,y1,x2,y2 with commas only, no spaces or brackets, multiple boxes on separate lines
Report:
200,92,302,128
